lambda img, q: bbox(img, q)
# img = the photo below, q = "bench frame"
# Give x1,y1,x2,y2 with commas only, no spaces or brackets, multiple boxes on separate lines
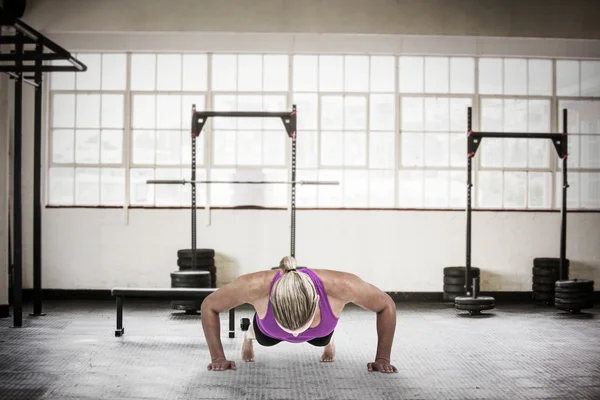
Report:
111,287,235,338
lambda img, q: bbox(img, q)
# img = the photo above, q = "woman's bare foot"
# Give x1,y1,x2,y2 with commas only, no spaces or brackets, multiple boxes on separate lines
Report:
242,338,254,362
320,339,335,362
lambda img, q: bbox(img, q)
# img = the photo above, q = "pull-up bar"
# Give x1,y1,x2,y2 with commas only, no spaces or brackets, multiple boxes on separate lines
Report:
192,108,295,138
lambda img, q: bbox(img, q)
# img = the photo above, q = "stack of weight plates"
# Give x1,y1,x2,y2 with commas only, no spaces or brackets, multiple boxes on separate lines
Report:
554,279,594,314
443,267,480,302
170,270,212,314
177,249,216,288
532,257,569,305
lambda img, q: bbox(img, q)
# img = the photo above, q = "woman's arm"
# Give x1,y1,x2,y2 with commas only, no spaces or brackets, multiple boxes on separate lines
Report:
200,272,266,370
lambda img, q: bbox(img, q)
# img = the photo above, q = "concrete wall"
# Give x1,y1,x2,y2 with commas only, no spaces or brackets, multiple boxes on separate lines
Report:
22,0,600,39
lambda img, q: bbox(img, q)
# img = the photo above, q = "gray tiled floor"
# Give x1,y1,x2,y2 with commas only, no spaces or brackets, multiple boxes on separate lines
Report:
0,300,599,399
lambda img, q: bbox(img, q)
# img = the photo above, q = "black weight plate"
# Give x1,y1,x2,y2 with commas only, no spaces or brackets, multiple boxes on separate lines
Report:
171,300,202,311
532,292,554,301
454,296,495,306
178,258,215,268
444,267,480,277
555,302,594,311
554,291,593,300
443,284,466,293
532,284,555,293
533,258,570,268
178,264,217,273
178,249,215,259
532,267,558,277
455,303,495,312
533,276,556,285
554,296,594,305
444,276,465,285
555,286,593,294
555,279,594,290
171,270,211,277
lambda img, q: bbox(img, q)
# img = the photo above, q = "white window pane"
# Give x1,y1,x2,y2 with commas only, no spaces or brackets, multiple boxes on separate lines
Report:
504,99,527,133
528,139,549,169
238,55,262,91
293,55,318,92
503,138,528,168
100,130,123,164
343,170,368,207
130,168,154,206
181,130,205,166
369,94,395,131
155,169,182,206
581,135,600,169
528,59,552,96
424,170,449,208
344,96,367,130
321,131,343,166
503,59,527,95
181,94,205,130
369,170,395,208
401,97,424,131
209,169,235,207
450,134,466,168
480,138,503,168
264,55,288,91
213,95,236,130
425,57,449,93
370,56,395,92
212,54,237,91
75,130,100,164
262,95,287,130
319,55,343,91
156,130,182,165
213,130,236,165
48,167,74,205
318,170,343,207
450,98,472,132
182,54,208,91
297,169,318,207
557,60,580,96
52,129,74,164
100,168,125,206
157,54,182,91
477,171,503,208
76,94,100,129
51,68,74,90
297,130,318,168
425,97,449,131
481,98,503,131
132,95,156,129
344,55,369,92
425,133,450,167
237,94,263,130
558,100,581,134
566,134,580,169
262,169,288,207
75,168,100,205
401,132,424,167
344,131,366,166
399,56,423,93
157,95,181,129
479,58,502,95
504,171,527,208
132,130,155,165
580,173,600,209
450,57,474,94
293,93,318,130
528,172,552,209
131,54,156,91
369,131,395,169
528,100,550,133
581,61,600,97
102,53,126,90
101,94,124,129
263,130,286,166
449,170,466,208
181,168,207,206
75,53,101,90
398,170,423,208
321,96,343,130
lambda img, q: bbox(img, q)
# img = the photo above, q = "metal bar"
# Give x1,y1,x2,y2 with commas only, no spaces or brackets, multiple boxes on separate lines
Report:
191,105,197,270
560,109,569,281
471,132,563,140
195,111,291,118
146,179,339,185
228,308,235,339
115,296,124,337
465,107,473,297
12,34,23,328
0,53,72,61
5,72,39,88
290,104,297,258
30,43,44,317
0,65,84,72
0,36,36,45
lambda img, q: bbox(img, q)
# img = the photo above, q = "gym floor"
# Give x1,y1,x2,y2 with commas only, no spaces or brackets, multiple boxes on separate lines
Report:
0,300,599,400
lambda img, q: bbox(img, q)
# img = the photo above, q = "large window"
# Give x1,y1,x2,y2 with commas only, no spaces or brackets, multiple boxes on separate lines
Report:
47,52,600,210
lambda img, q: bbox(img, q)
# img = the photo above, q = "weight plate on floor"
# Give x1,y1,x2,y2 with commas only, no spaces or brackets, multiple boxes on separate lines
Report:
533,258,570,268
443,284,467,293
177,249,215,259
554,296,594,305
454,296,495,313
171,270,212,288
532,292,554,301
555,279,594,290
532,283,555,293
444,266,480,278
532,267,558,277
554,291,593,300
444,276,466,285
533,276,556,285
178,258,216,269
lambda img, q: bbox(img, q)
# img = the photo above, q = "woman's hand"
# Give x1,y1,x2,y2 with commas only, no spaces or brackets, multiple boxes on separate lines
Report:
367,358,398,373
207,357,237,371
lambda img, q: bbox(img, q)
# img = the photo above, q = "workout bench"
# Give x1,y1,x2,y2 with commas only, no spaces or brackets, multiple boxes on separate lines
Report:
110,287,235,338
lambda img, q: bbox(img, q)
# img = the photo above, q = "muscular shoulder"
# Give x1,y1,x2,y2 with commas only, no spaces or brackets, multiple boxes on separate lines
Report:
310,269,362,304
233,270,277,302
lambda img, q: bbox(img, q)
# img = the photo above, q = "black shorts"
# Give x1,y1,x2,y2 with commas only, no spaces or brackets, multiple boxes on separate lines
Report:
252,313,334,347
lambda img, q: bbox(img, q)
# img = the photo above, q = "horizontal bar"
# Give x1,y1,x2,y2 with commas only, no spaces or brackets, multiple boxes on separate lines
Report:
471,132,563,140
0,53,70,61
146,179,339,186
195,111,291,118
0,65,84,72
5,72,39,87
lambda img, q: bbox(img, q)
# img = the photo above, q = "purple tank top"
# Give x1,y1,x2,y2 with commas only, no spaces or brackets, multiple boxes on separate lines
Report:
255,268,339,343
